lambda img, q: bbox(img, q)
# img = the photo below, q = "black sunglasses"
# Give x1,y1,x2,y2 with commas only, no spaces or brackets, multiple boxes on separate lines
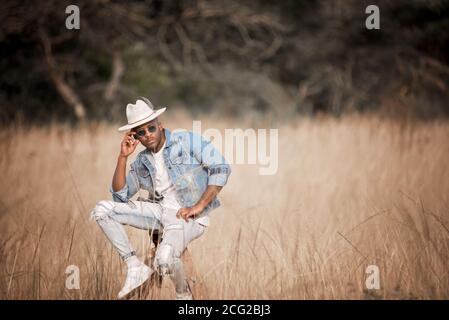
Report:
133,125,158,138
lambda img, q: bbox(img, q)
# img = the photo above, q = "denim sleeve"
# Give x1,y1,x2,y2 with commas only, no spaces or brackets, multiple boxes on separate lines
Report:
109,164,140,202
189,131,232,187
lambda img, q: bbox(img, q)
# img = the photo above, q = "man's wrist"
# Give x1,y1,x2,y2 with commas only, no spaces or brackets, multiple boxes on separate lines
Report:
195,201,207,212
118,154,128,161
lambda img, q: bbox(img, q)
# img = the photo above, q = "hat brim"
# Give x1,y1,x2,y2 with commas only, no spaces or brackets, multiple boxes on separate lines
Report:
118,108,166,132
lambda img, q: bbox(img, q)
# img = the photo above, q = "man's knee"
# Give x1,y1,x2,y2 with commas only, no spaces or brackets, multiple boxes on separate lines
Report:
154,243,182,276
90,200,115,221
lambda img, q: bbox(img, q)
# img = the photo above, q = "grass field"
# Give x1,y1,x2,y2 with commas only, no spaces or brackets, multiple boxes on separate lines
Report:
0,114,448,299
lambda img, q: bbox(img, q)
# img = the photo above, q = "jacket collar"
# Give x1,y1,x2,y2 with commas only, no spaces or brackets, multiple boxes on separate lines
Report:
164,128,172,148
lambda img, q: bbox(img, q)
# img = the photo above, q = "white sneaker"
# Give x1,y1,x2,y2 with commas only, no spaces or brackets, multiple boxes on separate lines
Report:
176,291,193,300
117,264,152,299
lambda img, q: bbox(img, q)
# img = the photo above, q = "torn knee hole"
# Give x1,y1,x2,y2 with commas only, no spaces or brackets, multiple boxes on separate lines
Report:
155,243,175,276
90,200,114,221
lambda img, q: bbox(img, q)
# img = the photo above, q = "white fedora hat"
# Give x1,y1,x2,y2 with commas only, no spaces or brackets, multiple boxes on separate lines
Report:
118,97,166,132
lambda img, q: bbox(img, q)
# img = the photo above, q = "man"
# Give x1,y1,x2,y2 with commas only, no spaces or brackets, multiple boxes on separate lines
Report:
90,97,231,299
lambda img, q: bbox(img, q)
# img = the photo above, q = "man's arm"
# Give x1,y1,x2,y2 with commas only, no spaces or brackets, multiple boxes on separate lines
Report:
177,185,223,221
196,185,223,209
110,132,140,202
177,132,231,221
112,155,128,192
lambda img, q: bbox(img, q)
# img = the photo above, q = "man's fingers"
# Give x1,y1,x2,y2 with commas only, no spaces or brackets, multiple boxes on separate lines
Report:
176,208,192,222
123,133,133,144
124,132,135,141
125,136,138,147
175,207,198,221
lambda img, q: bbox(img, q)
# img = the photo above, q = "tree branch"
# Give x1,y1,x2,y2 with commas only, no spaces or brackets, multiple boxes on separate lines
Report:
39,29,86,120
104,51,125,101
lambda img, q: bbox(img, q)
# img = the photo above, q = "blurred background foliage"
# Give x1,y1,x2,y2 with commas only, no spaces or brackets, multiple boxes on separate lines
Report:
0,0,448,124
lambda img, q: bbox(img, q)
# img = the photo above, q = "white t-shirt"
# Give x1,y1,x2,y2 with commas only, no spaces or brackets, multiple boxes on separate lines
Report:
149,142,209,227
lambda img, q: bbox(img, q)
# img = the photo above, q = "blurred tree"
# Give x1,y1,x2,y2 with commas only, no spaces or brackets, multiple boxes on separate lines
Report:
0,0,448,123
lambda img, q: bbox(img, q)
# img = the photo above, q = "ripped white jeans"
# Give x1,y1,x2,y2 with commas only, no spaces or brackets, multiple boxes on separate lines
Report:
90,200,206,293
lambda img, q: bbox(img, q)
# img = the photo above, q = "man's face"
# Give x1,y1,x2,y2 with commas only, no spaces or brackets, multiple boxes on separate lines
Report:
132,119,163,150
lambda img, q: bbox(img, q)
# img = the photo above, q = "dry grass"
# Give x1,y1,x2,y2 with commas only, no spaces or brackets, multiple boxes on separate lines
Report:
0,113,448,299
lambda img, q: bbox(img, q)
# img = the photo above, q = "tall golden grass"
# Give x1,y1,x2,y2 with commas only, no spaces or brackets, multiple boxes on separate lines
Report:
0,114,448,299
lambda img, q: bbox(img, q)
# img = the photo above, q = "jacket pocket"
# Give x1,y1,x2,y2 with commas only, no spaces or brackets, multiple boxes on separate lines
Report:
137,166,150,178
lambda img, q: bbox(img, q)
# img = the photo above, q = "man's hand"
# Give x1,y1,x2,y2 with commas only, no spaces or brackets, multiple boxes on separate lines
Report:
120,131,140,158
176,204,205,222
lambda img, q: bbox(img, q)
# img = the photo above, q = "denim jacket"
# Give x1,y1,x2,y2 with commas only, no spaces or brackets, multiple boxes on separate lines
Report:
110,128,231,218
